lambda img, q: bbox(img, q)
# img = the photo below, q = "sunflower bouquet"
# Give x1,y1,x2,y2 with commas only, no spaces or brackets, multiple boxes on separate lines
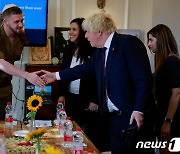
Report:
26,95,43,131
25,128,47,154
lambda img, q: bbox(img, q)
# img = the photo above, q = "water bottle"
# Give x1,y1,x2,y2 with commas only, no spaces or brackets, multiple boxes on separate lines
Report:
56,99,64,116
63,117,73,147
58,108,67,137
5,102,13,128
55,99,64,125
73,127,84,154
59,108,67,120
12,109,18,126
0,130,6,154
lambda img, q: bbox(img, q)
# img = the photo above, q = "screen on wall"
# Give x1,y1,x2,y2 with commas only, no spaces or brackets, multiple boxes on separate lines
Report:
25,84,52,104
0,0,48,46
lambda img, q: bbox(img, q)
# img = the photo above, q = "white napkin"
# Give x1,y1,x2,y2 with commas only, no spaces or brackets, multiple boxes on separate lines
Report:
27,120,52,127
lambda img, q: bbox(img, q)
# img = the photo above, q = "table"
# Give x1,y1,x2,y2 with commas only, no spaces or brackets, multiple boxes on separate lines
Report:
0,121,100,154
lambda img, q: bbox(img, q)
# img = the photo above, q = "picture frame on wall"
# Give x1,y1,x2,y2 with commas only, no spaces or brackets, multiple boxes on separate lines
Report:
29,38,51,64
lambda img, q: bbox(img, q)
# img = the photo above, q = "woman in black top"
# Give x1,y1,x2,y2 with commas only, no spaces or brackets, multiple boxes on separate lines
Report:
147,24,180,154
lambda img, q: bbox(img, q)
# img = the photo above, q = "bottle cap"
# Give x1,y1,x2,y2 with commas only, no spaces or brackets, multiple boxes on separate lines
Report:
87,148,94,153
0,129,4,134
76,127,82,131
7,102,12,105
66,116,71,120
60,108,65,111
58,99,63,103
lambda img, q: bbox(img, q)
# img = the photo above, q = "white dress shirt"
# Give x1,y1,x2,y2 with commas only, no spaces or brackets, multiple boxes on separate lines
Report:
103,32,119,112
68,56,81,94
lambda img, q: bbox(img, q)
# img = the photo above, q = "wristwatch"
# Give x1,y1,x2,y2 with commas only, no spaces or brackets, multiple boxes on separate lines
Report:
165,117,173,123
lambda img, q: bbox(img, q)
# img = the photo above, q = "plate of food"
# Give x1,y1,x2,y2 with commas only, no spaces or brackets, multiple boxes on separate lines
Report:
13,130,29,137
6,137,49,153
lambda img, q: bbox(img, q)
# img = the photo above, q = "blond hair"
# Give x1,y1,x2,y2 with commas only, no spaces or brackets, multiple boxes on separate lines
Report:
82,12,117,34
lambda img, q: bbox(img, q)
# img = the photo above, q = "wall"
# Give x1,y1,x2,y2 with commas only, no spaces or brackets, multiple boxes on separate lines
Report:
24,0,180,57
23,0,180,60
75,0,126,29
152,0,180,52
46,0,180,71
128,0,155,70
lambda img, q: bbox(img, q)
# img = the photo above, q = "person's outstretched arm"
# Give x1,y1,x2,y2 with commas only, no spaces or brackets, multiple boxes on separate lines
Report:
0,59,45,87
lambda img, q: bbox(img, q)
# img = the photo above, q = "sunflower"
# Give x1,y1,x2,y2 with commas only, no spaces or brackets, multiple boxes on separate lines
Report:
25,128,47,141
25,128,47,154
42,145,64,154
27,95,43,112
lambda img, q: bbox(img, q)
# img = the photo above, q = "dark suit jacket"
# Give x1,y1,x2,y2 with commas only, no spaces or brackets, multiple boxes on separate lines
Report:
59,32,155,115
59,46,98,110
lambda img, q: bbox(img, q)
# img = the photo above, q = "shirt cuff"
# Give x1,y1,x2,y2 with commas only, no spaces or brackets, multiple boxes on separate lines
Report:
55,72,60,80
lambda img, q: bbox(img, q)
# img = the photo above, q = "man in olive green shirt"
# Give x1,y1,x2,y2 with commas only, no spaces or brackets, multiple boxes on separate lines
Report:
0,4,45,120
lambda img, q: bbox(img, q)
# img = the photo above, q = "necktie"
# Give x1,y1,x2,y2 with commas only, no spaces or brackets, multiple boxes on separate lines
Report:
101,47,106,71
101,47,107,112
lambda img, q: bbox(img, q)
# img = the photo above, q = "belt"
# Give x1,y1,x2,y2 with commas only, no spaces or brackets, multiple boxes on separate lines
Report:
110,110,122,116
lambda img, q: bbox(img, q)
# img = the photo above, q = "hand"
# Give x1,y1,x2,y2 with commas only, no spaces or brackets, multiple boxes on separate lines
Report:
161,122,171,141
26,71,45,87
88,102,99,112
129,111,144,130
40,70,56,84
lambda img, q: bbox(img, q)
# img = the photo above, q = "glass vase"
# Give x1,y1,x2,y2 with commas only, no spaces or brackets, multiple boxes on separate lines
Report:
35,139,41,154
29,112,36,131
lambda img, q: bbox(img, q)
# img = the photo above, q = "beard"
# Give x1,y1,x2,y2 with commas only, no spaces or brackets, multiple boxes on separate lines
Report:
8,24,23,34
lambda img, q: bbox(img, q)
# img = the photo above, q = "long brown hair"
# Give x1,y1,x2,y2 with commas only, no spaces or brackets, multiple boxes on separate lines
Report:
147,24,179,73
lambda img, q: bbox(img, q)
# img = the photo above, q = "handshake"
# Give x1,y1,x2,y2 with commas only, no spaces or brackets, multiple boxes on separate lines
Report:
25,70,57,88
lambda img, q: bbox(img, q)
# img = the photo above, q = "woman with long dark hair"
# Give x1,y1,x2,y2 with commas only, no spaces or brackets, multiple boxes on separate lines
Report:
147,24,180,154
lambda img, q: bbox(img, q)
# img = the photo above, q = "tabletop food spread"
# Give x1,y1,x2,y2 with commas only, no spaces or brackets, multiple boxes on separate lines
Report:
0,121,100,154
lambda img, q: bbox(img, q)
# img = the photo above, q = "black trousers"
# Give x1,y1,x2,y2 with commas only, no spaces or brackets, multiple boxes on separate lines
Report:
109,112,156,154
65,92,109,152
64,92,82,123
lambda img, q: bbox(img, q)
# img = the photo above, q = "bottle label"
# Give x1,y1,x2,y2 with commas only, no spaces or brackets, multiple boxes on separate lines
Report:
74,149,83,154
64,135,73,141
5,117,13,122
